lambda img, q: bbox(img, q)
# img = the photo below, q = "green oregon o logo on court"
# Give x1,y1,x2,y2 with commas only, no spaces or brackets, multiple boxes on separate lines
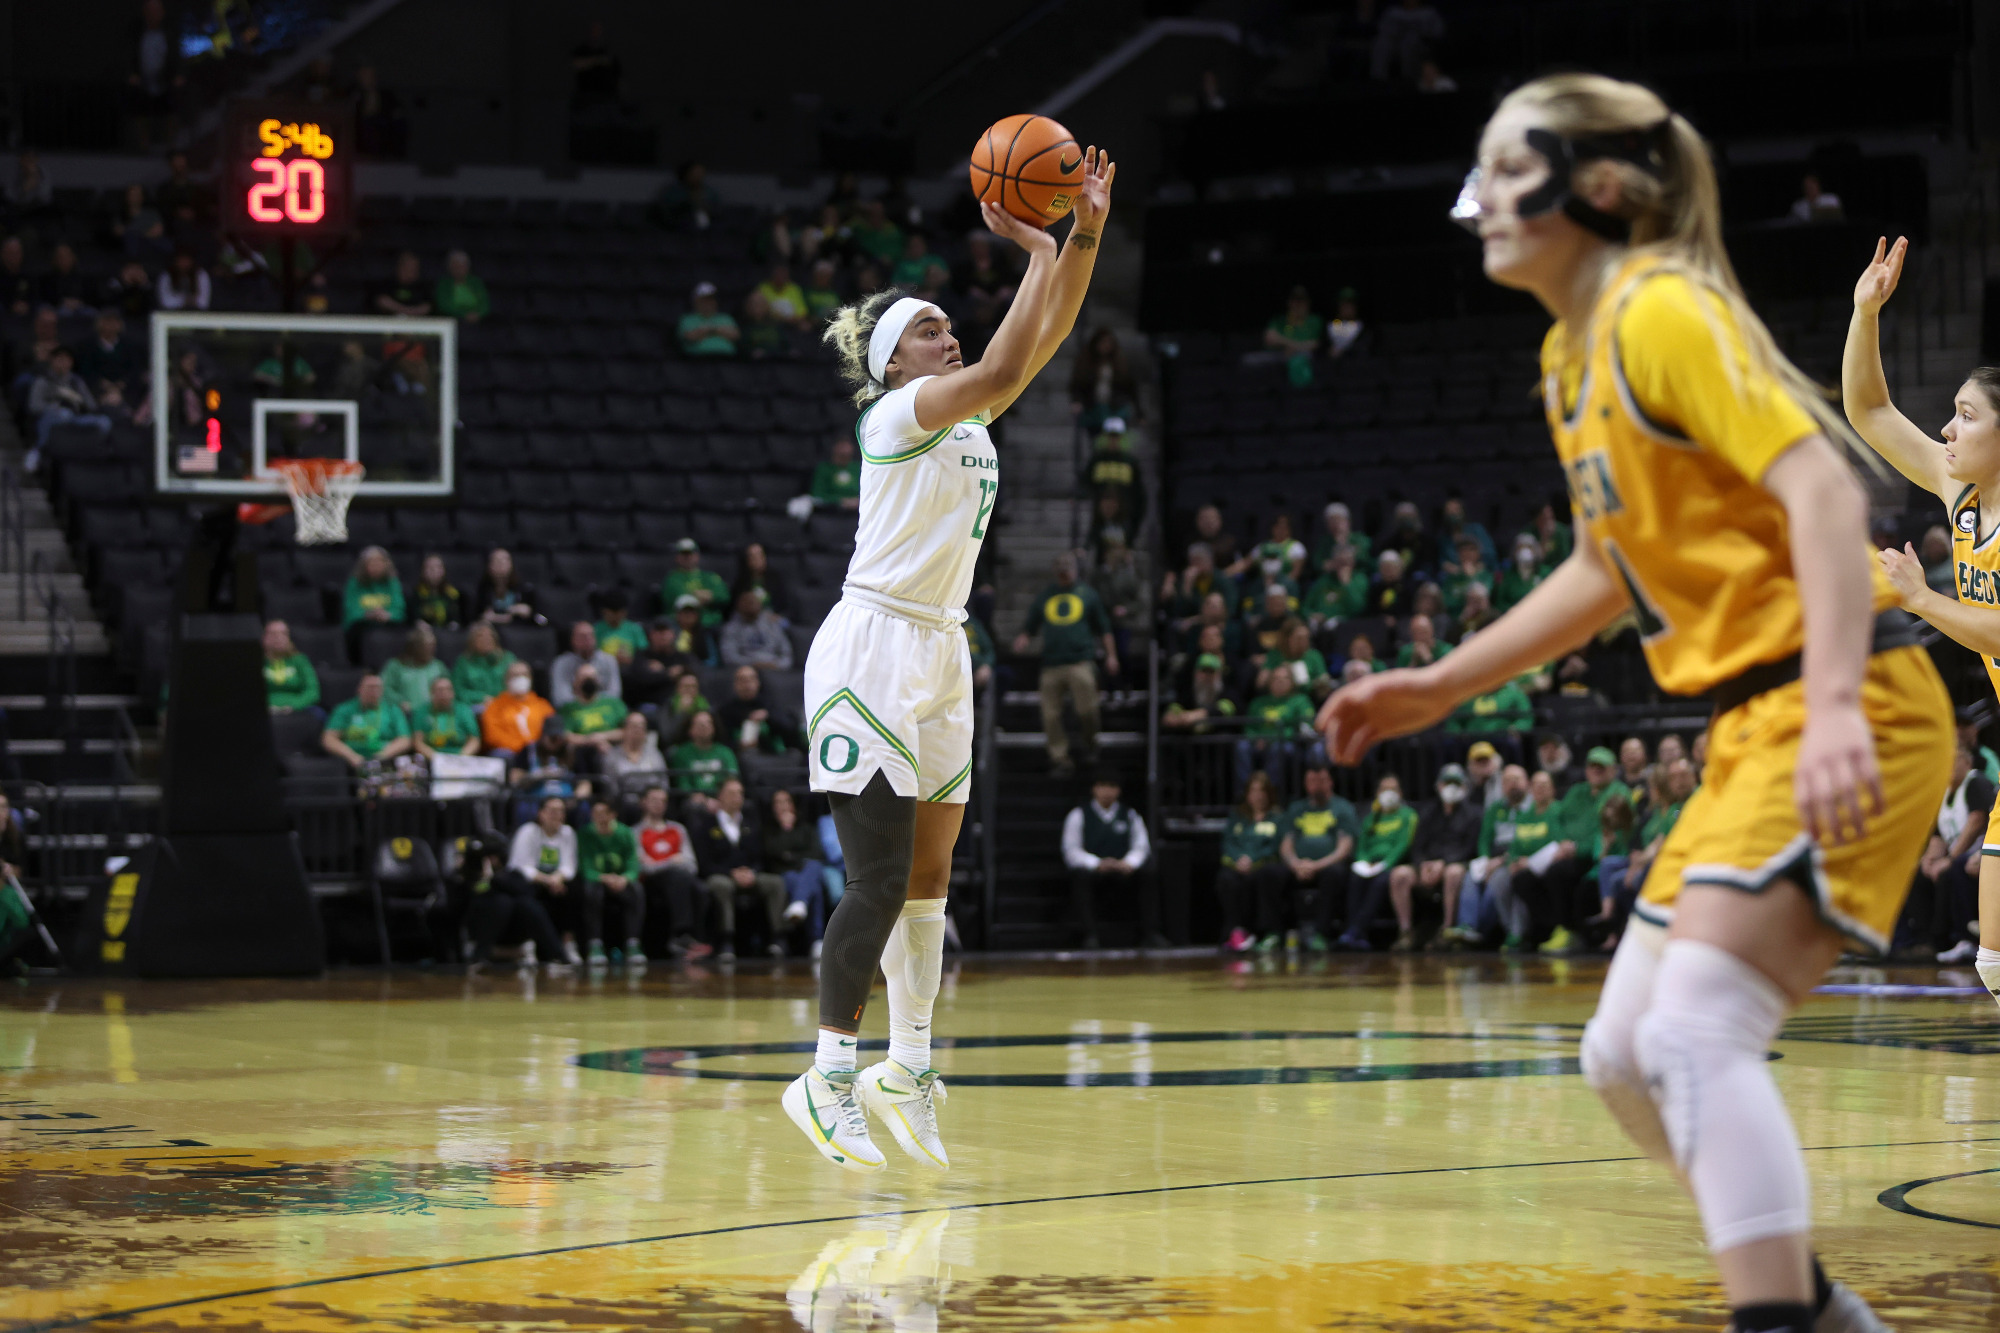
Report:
819,734,861,773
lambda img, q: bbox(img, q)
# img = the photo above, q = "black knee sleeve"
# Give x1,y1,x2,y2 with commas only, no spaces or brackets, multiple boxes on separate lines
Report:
818,770,917,1031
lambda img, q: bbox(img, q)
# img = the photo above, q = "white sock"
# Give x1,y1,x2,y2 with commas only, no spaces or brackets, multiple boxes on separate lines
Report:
1636,940,1809,1253
815,1029,858,1075
883,898,947,1074
1977,947,2000,1008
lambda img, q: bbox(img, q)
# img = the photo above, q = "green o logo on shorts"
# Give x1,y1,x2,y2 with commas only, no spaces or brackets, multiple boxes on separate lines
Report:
819,733,861,773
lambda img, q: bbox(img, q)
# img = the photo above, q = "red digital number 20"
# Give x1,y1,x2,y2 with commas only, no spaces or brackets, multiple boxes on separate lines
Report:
248,158,326,224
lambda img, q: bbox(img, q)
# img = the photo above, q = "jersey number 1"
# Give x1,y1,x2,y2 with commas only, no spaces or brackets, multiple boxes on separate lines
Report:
971,479,997,540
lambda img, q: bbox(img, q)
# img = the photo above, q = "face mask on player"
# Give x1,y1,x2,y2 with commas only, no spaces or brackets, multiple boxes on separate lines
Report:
1450,123,1671,242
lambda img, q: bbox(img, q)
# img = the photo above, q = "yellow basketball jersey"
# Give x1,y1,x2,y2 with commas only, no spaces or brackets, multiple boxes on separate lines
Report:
1947,483,2000,698
1542,254,1897,696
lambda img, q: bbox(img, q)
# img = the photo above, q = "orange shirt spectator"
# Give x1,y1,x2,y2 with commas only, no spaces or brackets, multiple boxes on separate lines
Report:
481,661,554,755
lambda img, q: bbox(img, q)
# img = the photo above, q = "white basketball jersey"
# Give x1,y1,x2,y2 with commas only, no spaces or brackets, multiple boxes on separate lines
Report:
843,375,999,615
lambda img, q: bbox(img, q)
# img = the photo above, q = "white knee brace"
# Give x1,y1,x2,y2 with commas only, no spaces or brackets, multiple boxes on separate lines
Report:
1579,919,1674,1166
1633,939,1810,1253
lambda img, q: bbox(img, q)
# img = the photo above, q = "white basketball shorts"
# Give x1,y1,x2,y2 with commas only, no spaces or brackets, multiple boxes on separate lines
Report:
804,596,974,805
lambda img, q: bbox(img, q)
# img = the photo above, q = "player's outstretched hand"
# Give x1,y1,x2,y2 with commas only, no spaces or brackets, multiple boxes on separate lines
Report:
1794,702,1884,847
1853,235,1907,315
1877,541,1928,610
1069,147,1116,234
981,201,1057,256
1316,666,1458,767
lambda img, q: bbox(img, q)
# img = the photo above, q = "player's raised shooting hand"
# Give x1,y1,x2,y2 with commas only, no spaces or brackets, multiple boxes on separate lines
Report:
982,201,1057,257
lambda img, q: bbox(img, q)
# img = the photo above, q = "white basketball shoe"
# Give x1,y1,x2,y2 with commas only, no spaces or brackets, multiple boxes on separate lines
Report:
859,1060,950,1170
1817,1282,1892,1333
783,1066,886,1174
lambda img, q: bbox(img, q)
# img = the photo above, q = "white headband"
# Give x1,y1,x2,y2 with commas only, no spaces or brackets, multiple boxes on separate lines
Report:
867,297,935,385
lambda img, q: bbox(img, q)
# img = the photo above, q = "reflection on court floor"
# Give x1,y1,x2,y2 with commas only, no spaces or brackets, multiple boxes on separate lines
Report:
2,957,1997,1331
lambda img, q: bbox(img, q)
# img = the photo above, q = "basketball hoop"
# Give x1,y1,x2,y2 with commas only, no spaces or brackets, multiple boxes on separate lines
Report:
268,458,366,545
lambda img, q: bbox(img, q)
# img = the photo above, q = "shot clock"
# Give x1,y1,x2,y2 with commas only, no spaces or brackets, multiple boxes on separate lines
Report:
218,100,355,236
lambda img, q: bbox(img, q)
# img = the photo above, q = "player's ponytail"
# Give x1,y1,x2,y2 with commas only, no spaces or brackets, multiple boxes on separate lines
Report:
1501,73,1872,467
823,287,913,407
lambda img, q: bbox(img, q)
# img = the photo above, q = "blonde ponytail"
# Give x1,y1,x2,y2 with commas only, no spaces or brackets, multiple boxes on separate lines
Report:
821,287,912,407
1500,73,1872,466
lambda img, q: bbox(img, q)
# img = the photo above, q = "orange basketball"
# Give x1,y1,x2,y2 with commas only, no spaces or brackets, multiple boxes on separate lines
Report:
970,114,1085,227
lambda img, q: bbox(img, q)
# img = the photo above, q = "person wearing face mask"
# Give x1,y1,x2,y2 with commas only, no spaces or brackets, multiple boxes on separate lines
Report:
1389,763,1483,951
1334,774,1417,950
1323,72,1951,1330
1494,533,1549,611
481,662,555,765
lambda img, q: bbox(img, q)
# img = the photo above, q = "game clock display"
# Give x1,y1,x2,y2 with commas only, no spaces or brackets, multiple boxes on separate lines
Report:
218,100,355,235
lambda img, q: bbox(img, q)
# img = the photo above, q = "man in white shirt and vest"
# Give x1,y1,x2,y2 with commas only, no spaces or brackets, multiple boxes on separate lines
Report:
1061,771,1163,949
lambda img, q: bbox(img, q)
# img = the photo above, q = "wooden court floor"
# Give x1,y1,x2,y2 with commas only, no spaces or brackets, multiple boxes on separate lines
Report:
3,955,1998,1332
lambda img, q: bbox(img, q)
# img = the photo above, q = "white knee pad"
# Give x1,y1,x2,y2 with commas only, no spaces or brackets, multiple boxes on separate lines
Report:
1579,920,1673,1165
1633,939,1809,1253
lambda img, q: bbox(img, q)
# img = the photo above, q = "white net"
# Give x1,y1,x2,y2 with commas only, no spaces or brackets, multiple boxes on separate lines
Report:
273,460,366,545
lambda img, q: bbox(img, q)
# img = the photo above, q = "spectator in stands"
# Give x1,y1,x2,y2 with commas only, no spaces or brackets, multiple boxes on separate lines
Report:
1617,736,1650,793
1336,774,1418,950
1215,772,1283,952
433,249,490,322
17,304,60,374
730,543,790,621
966,614,996,693
473,547,537,625
634,783,710,959
557,663,627,772
1060,771,1160,949
1438,494,1495,571
155,248,209,311
1395,614,1450,668
803,259,843,324
411,675,480,756
848,199,902,267
1444,669,1533,760
509,795,583,965
251,342,316,394
1791,174,1844,223
1248,584,1298,654
1460,762,1532,944
668,595,720,665
624,615,695,708
1455,583,1497,637
1178,593,1240,666
1518,747,1628,955
456,828,569,976
719,589,793,671
1246,514,1307,588
1264,285,1323,385
1274,760,1359,952
407,554,462,630
694,775,787,960
662,672,710,743
652,160,716,231
1311,502,1370,574
766,788,825,942
381,623,447,716
1189,503,1240,571
75,310,143,403
1015,552,1116,777
1494,533,1548,611
154,151,202,235
1162,543,1238,642
1372,0,1444,81
720,665,802,756
1602,756,1693,943
0,236,29,316
1536,732,1582,788
678,282,739,358
1068,328,1140,433
1465,739,1503,806
1327,289,1366,358
576,797,644,967
953,231,1018,352
37,242,91,314
1918,525,1954,595
342,547,405,659
1376,501,1435,577
604,711,667,788
128,0,184,147
452,621,515,712
1091,533,1145,673
1237,662,1317,789
1525,501,1573,564
753,261,809,328
886,232,941,290
1441,533,1493,615
1392,763,1481,951
1915,742,1991,963
1259,620,1331,701
670,709,738,805
663,538,729,626
111,185,168,260
1082,416,1144,545
588,588,644,666
1304,544,1369,632
1163,648,1238,733
481,660,555,764
810,435,861,510
551,622,622,706
322,672,414,771
1365,549,1411,619
27,347,111,465
262,620,321,721
739,290,786,358
372,251,431,317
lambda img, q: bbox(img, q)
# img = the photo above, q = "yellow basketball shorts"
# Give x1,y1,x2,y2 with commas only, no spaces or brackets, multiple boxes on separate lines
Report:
1637,646,1952,954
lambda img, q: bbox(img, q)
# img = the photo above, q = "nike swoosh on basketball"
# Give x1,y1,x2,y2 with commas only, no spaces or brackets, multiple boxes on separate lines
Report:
1059,154,1082,174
